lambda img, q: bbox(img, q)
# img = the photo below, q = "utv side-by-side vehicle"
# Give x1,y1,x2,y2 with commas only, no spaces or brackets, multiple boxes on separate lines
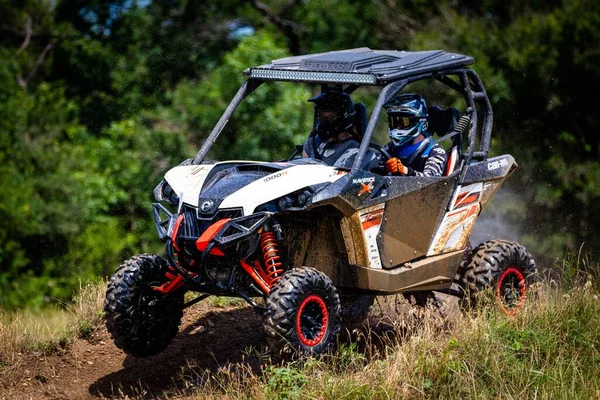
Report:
104,48,536,357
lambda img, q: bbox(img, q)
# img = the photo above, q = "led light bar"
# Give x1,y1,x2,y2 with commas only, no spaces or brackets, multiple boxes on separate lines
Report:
249,68,377,85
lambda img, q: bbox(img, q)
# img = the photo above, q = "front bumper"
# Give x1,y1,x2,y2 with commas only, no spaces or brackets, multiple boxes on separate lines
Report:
153,203,274,258
152,203,177,241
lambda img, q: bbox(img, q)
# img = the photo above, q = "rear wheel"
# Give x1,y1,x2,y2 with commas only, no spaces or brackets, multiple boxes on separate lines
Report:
104,254,184,357
264,267,341,356
460,240,536,315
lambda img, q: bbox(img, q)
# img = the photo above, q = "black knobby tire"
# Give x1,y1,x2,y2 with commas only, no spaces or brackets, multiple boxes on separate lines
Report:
104,254,184,357
460,240,536,315
264,267,341,356
339,291,375,329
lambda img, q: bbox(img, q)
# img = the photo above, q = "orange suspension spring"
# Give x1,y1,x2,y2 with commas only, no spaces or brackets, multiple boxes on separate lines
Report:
260,231,283,285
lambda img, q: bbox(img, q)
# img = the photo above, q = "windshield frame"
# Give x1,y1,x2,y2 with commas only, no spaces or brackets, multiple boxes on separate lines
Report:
192,68,492,175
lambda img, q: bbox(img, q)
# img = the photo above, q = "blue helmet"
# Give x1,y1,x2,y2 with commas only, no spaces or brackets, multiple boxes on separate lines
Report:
384,94,429,147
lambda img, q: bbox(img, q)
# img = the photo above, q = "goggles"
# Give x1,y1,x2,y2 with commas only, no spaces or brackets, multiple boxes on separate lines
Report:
388,114,426,130
318,109,342,124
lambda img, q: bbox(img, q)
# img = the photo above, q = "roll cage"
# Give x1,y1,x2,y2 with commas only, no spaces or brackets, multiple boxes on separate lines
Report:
192,48,492,183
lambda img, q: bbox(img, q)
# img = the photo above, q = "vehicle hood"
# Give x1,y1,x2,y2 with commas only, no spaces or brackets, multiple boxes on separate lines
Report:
164,160,345,215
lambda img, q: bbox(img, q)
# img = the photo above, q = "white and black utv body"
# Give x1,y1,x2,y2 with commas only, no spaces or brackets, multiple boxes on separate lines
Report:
105,48,536,357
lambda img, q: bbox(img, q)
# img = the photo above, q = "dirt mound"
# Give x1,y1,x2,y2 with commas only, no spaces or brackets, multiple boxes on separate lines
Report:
0,301,264,399
0,294,459,399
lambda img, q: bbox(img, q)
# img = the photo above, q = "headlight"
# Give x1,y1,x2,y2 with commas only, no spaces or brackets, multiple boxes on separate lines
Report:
256,188,313,213
153,180,179,206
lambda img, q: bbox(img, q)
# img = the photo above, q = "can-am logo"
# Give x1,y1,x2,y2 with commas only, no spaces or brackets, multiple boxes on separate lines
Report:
487,158,508,171
264,171,288,182
200,200,214,213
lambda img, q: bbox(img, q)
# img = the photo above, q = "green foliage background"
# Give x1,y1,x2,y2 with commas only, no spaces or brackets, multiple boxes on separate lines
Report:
0,0,598,309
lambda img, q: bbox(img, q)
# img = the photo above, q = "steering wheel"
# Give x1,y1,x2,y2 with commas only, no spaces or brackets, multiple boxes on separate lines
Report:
368,142,392,162
367,142,393,175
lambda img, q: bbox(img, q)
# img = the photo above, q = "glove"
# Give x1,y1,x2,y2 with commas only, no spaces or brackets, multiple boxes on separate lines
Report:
386,157,408,175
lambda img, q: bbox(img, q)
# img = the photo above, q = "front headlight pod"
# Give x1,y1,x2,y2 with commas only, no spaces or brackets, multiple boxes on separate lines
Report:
153,180,179,206
255,188,314,213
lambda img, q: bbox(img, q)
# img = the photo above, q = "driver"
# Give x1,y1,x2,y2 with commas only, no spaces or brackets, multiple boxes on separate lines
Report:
383,94,447,177
302,90,360,166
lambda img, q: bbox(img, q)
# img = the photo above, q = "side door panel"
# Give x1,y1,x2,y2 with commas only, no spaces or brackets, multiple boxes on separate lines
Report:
377,176,455,268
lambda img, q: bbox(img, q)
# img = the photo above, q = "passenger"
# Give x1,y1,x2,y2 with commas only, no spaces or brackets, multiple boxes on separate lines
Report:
302,90,360,166
383,94,447,177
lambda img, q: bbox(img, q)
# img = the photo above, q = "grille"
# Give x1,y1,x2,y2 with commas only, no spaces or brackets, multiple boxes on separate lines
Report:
178,206,200,240
198,208,244,234
213,208,243,221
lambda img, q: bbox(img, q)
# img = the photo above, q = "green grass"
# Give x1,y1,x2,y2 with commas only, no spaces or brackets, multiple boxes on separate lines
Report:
211,296,248,308
2,258,600,399
178,275,600,399
0,308,73,353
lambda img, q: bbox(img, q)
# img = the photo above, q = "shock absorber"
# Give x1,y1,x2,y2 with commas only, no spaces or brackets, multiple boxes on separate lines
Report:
260,231,283,285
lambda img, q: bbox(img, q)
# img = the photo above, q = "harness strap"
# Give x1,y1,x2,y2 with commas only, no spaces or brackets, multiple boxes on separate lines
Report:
406,136,435,166
434,129,461,145
311,134,322,160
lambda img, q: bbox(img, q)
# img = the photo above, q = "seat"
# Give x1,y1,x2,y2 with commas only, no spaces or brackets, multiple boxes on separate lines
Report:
445,144,459,176
428,106,463,176
428,106,460,136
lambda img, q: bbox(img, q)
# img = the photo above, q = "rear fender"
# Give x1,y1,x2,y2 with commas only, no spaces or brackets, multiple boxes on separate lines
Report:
427,154,517,255
460,154,517,209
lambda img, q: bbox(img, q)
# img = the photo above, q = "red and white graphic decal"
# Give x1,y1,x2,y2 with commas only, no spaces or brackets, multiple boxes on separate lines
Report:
452,188,481,210
359,204,385,269
428,182,483,255
361,208,384,231
447,202,479,220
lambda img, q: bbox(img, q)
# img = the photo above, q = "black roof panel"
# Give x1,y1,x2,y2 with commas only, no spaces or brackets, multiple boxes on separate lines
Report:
245,48,473,85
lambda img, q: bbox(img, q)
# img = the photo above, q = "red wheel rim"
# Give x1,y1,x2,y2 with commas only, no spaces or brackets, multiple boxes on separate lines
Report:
296,295,329,347
497,267,527,316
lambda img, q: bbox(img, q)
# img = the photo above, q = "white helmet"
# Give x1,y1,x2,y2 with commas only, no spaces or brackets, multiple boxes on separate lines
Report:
384,94,429,146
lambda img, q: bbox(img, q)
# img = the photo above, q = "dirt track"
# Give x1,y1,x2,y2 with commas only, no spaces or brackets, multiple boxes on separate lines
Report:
1,301,267,399
0,295,457,400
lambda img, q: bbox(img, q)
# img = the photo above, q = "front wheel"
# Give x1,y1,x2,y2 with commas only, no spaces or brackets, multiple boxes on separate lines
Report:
460,240,536,315
104,254,184,357
264,267,341,356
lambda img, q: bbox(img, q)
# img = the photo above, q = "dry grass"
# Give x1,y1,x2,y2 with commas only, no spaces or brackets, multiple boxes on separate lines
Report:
173,276,600,400
1,257,599,399
0,280,107,388
69,280,108,339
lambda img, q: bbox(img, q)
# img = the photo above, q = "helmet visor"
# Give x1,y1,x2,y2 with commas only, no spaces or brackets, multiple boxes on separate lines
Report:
388,115,424,130
318,109,342,125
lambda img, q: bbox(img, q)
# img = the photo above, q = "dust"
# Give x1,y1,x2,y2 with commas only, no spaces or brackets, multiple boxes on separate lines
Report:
470,187,522,246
